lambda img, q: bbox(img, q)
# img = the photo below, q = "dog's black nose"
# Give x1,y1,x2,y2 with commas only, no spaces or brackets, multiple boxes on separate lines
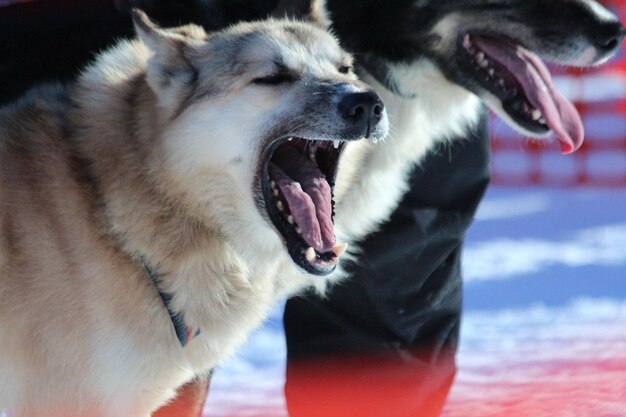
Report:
593,20,626,55
339,91,384,137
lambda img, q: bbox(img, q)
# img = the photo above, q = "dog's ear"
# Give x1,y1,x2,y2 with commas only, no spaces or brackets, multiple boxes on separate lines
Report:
132,9,203,99
272,0,331,30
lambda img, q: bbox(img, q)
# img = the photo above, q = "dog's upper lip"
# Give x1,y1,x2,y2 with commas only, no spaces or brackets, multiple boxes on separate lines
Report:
464,34,585,154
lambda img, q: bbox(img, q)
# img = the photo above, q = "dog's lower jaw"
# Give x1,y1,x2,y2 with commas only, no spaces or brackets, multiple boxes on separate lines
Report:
333,61,483,244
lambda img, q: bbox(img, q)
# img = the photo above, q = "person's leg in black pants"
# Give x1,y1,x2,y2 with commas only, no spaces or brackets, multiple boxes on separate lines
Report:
284,114,491,417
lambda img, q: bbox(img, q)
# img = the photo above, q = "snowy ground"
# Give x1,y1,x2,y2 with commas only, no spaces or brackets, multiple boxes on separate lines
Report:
204,187,626,417
447,188,626,417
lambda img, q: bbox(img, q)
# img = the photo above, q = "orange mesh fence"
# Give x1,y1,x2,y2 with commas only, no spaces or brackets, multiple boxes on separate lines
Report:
490,0,626,187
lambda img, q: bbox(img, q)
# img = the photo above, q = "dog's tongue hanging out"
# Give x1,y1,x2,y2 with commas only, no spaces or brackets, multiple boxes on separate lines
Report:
471,36,585,154
269,145,336,254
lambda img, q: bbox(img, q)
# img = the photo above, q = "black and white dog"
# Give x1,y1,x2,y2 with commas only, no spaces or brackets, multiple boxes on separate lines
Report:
315,0,625,250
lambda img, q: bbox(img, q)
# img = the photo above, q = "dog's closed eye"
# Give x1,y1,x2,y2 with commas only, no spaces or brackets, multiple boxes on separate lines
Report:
253,71,297,85
338,65,352,74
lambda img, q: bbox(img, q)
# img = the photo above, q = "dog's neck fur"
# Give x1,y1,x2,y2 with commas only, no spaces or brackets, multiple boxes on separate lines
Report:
334,59,482,244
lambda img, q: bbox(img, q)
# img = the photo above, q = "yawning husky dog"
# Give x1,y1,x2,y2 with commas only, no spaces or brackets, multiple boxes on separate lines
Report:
0,10,387,417
313,0,625,247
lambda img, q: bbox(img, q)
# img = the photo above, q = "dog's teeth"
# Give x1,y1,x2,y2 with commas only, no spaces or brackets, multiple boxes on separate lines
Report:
476,52,485,61
295,226,302,234
305,247,316,262
531,109,542,121
287,137,293,141
497,79,505,88
277,201,284,211
270,180,276,189
488,68,495,77
479,59,489,69
273,189,279,197
539,117,547,125
287,215,294,224
333,140,340,149
331,242,349,258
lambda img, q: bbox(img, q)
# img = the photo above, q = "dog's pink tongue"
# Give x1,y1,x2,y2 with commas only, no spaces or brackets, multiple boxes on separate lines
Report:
473,36,584,154
269,146,335,253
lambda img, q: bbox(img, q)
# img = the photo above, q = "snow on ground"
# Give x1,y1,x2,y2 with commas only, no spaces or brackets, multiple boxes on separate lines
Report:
447,298,626,417
446,188,626,417
463,223,626,282
205,187,626,417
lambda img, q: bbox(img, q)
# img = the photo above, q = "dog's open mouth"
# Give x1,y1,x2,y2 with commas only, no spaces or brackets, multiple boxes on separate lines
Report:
261,137,348,276
461,34,584,154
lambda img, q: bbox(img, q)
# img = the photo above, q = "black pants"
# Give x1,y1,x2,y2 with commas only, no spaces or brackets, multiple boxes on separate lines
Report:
284,119,491,417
